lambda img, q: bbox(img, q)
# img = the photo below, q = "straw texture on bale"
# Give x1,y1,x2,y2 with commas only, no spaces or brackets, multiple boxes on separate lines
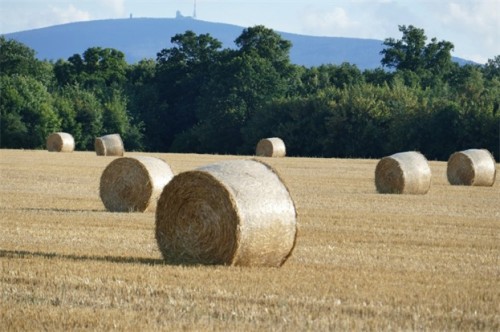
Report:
155,159,297,267
46,132,75,152
375,151,431,194
100,156,174,212
447,149,496,186
256,137,286,157
95,134,124,156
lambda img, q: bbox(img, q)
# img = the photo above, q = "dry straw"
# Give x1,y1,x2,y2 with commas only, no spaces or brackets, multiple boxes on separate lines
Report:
100,156,174,212
46,132,75,152
95,134,124,156
375,151,431,194
256,137,286,157
447,149,496,186
155,159,297,267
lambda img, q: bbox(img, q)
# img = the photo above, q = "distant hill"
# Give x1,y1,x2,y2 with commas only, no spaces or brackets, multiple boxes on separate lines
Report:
3,17,472,69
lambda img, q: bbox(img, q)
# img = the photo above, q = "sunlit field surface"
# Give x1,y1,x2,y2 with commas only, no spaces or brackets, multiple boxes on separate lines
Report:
1,149,499,330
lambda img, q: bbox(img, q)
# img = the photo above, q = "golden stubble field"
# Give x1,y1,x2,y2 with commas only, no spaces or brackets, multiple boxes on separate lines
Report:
1,149,499,331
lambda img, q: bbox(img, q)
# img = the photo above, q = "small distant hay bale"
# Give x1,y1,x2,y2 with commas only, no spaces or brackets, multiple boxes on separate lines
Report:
447,149,496,186
375,151,431,194
100,156,174,212
95,134,124,156
155,159,297,267
46,132,75,152
256,137,286,157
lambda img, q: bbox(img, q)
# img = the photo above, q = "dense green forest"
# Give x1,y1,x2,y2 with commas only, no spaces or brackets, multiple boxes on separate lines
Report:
1,25,499,160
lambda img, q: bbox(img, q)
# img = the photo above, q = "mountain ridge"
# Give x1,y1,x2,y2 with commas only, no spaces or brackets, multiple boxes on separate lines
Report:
3,17,472,69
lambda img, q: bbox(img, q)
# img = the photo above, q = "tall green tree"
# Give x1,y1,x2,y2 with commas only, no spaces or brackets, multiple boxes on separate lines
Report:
179,53,281,153
483,55,500,80
125,59,156,149
53,85,103,150
53,47,143,150
0,75,60,148
0,36,53,85
235,25,292,72
173,26,297,154
381,25,428,72
153,31,223,151
380,25,454,86
102,89,144,151
54,47,127,91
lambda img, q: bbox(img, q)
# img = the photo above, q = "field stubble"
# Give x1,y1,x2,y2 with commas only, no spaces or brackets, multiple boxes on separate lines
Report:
0,149,499,330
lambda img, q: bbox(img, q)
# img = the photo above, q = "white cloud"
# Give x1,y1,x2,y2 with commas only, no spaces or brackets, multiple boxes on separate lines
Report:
0,3,91,33
445,1,498,28
50,5,91,25
436,0,500,63
297,1,419,41
101,0,126,16
298,0,499,63
302,7,360,36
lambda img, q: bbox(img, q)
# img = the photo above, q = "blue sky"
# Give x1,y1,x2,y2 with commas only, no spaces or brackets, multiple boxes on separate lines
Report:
0,0,498,64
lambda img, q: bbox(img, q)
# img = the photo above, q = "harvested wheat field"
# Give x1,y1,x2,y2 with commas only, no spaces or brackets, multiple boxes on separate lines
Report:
1,149,499,331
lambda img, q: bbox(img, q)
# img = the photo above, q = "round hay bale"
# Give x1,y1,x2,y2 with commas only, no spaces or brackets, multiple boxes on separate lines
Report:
447,149,496,186
95,134,124,156
155,159,297,267
46,132,75,152
375,151,431,194
100,156,174,212
256,137,286,157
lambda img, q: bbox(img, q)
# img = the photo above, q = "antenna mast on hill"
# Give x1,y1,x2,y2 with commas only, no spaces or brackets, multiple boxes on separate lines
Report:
193,0,197,19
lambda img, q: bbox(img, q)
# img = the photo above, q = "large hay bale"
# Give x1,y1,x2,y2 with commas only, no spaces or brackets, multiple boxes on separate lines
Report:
375,151,431,194
46,132,75,152
155,159,297,267
100,156,174,212
95,134,124,156
447,149,496,186
256,137,286,157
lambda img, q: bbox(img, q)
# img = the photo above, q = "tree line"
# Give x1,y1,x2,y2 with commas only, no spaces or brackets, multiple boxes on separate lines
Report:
1,25,499,160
